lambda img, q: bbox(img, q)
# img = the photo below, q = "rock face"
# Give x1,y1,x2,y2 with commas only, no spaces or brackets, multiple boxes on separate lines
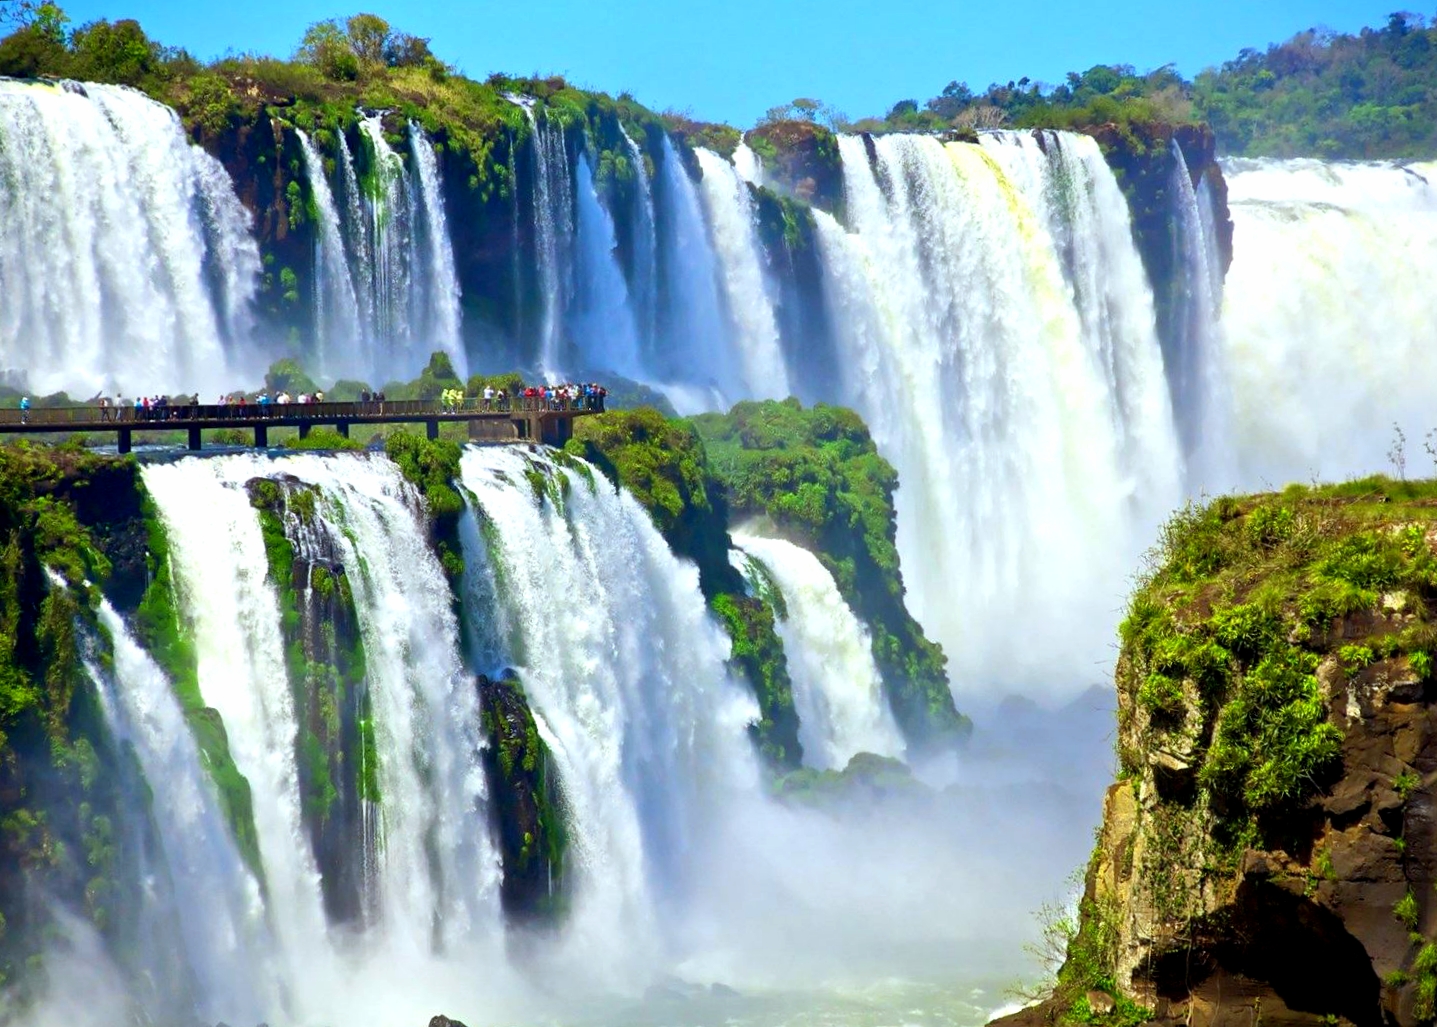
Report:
746,119,844,213
994,479,1437,1027
476,672,569,923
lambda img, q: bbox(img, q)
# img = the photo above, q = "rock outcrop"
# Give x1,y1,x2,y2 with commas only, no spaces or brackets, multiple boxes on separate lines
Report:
995,478,1437,1027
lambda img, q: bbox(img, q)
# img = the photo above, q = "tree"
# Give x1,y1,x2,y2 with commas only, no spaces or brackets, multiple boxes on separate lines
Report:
1,0,67,38
295,19,358,81
345,13,390,63
383,31,431,68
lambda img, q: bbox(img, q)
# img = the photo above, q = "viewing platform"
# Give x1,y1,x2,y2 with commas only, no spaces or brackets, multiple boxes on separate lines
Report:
0,399,600,454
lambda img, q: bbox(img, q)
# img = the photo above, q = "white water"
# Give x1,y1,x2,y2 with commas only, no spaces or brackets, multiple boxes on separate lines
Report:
733,141,764,186
142,458,339,1022
271,454,498,950
572,154,643,377
651,135,736,411
358,116,418,380
1168,141,1231,488
1220,158,1437,486
298,129,364,379
460,447,760,986
732,534,903,769
141,452,513,1024
0,80,259,397
818,132,1180,698
510,99,575,379
620,125,659,354
87,594,279,1025
693,148,792,399
409,122,466,376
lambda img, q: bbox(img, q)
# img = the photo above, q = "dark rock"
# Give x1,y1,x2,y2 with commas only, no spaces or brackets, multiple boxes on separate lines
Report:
429,1017,470,1027
476,672,569,924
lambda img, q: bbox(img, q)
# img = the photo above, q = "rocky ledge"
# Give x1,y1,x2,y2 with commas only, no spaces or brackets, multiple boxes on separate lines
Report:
996,477,1437,1027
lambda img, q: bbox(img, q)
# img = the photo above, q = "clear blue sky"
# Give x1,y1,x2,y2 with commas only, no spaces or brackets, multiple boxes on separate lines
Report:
49,0,1411,125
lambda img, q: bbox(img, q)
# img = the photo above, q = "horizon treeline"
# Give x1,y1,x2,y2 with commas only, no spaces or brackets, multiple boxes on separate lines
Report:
2,2,1435,158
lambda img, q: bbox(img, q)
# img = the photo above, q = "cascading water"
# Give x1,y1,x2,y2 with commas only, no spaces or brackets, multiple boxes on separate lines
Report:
1165,141,1231,487
86,594,280,1026
358,116,418,377
299,129,364,379
620,125,659,356
732,534,903,769
408,122,465,375
509,98,576,378
980,130,1181,507
459,447,760,985
651,136,736,412
141,452,509,1024
817,132,1180,696
693,148,791,399
1219,158,1437,485
571,153,643,377
0,79,259,397
142,457,340,1022
732,141,764,186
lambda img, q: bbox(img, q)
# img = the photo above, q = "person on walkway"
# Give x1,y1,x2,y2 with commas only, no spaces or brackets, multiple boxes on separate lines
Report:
19,396,29,424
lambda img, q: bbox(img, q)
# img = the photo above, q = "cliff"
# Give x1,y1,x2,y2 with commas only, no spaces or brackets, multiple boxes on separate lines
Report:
996,476,1437,1027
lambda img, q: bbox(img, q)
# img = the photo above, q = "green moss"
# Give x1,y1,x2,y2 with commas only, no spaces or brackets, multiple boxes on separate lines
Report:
478,673,569,922
1118,475,1437,841
690,399,968,750
710,591,802,769
385,430,466,593
134,496,264,885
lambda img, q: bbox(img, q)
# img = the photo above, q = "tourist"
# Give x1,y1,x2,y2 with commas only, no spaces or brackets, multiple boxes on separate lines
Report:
483,385,494,411
19,396,29,424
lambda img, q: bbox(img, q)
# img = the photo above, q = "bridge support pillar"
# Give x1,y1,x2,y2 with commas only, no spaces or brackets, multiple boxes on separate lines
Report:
254,425,268,449
335,421,349,439
188,426,202,451
298,422,311,441
117,428,132,455
426,419,439,441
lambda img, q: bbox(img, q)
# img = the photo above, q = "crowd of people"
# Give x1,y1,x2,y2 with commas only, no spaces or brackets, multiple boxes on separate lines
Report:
13,380,610,425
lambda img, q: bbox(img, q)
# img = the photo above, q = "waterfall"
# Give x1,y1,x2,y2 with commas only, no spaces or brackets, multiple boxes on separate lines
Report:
299,130,364,380
571,153,643,377
693,148,791,399
621,126,659,356
408,122,465,376
1219,157,1437,485
732,534,903,769
817,132,1179,696
357,116,418,381
87,594,280,1025
336,128,378,371
979,130,1181,509
644,135,735,411
0,79,259,397
141,457,339,1021
459,447,759,984
141,452,508,1022
1167,140,1231,487
733,141,764,186
509,99,575,378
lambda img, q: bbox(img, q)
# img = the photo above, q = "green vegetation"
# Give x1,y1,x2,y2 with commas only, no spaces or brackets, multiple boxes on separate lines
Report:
691,400,968,750
134,494,264,883
477,672,569,922
565,408,804,767
0,444,205,990
384,430,465,587
248,477,372,917
1120,476,1437,842
773,752,921,805
849,13,1437,158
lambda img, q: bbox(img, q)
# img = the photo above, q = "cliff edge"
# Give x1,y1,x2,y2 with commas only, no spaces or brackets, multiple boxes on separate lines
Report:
997,476,1437,1027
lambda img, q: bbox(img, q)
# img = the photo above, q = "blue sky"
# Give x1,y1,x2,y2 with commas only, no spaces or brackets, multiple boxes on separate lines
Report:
51,0,1409,125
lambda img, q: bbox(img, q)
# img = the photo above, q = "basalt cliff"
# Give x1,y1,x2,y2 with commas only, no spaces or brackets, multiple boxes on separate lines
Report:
997,478,1437,1027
